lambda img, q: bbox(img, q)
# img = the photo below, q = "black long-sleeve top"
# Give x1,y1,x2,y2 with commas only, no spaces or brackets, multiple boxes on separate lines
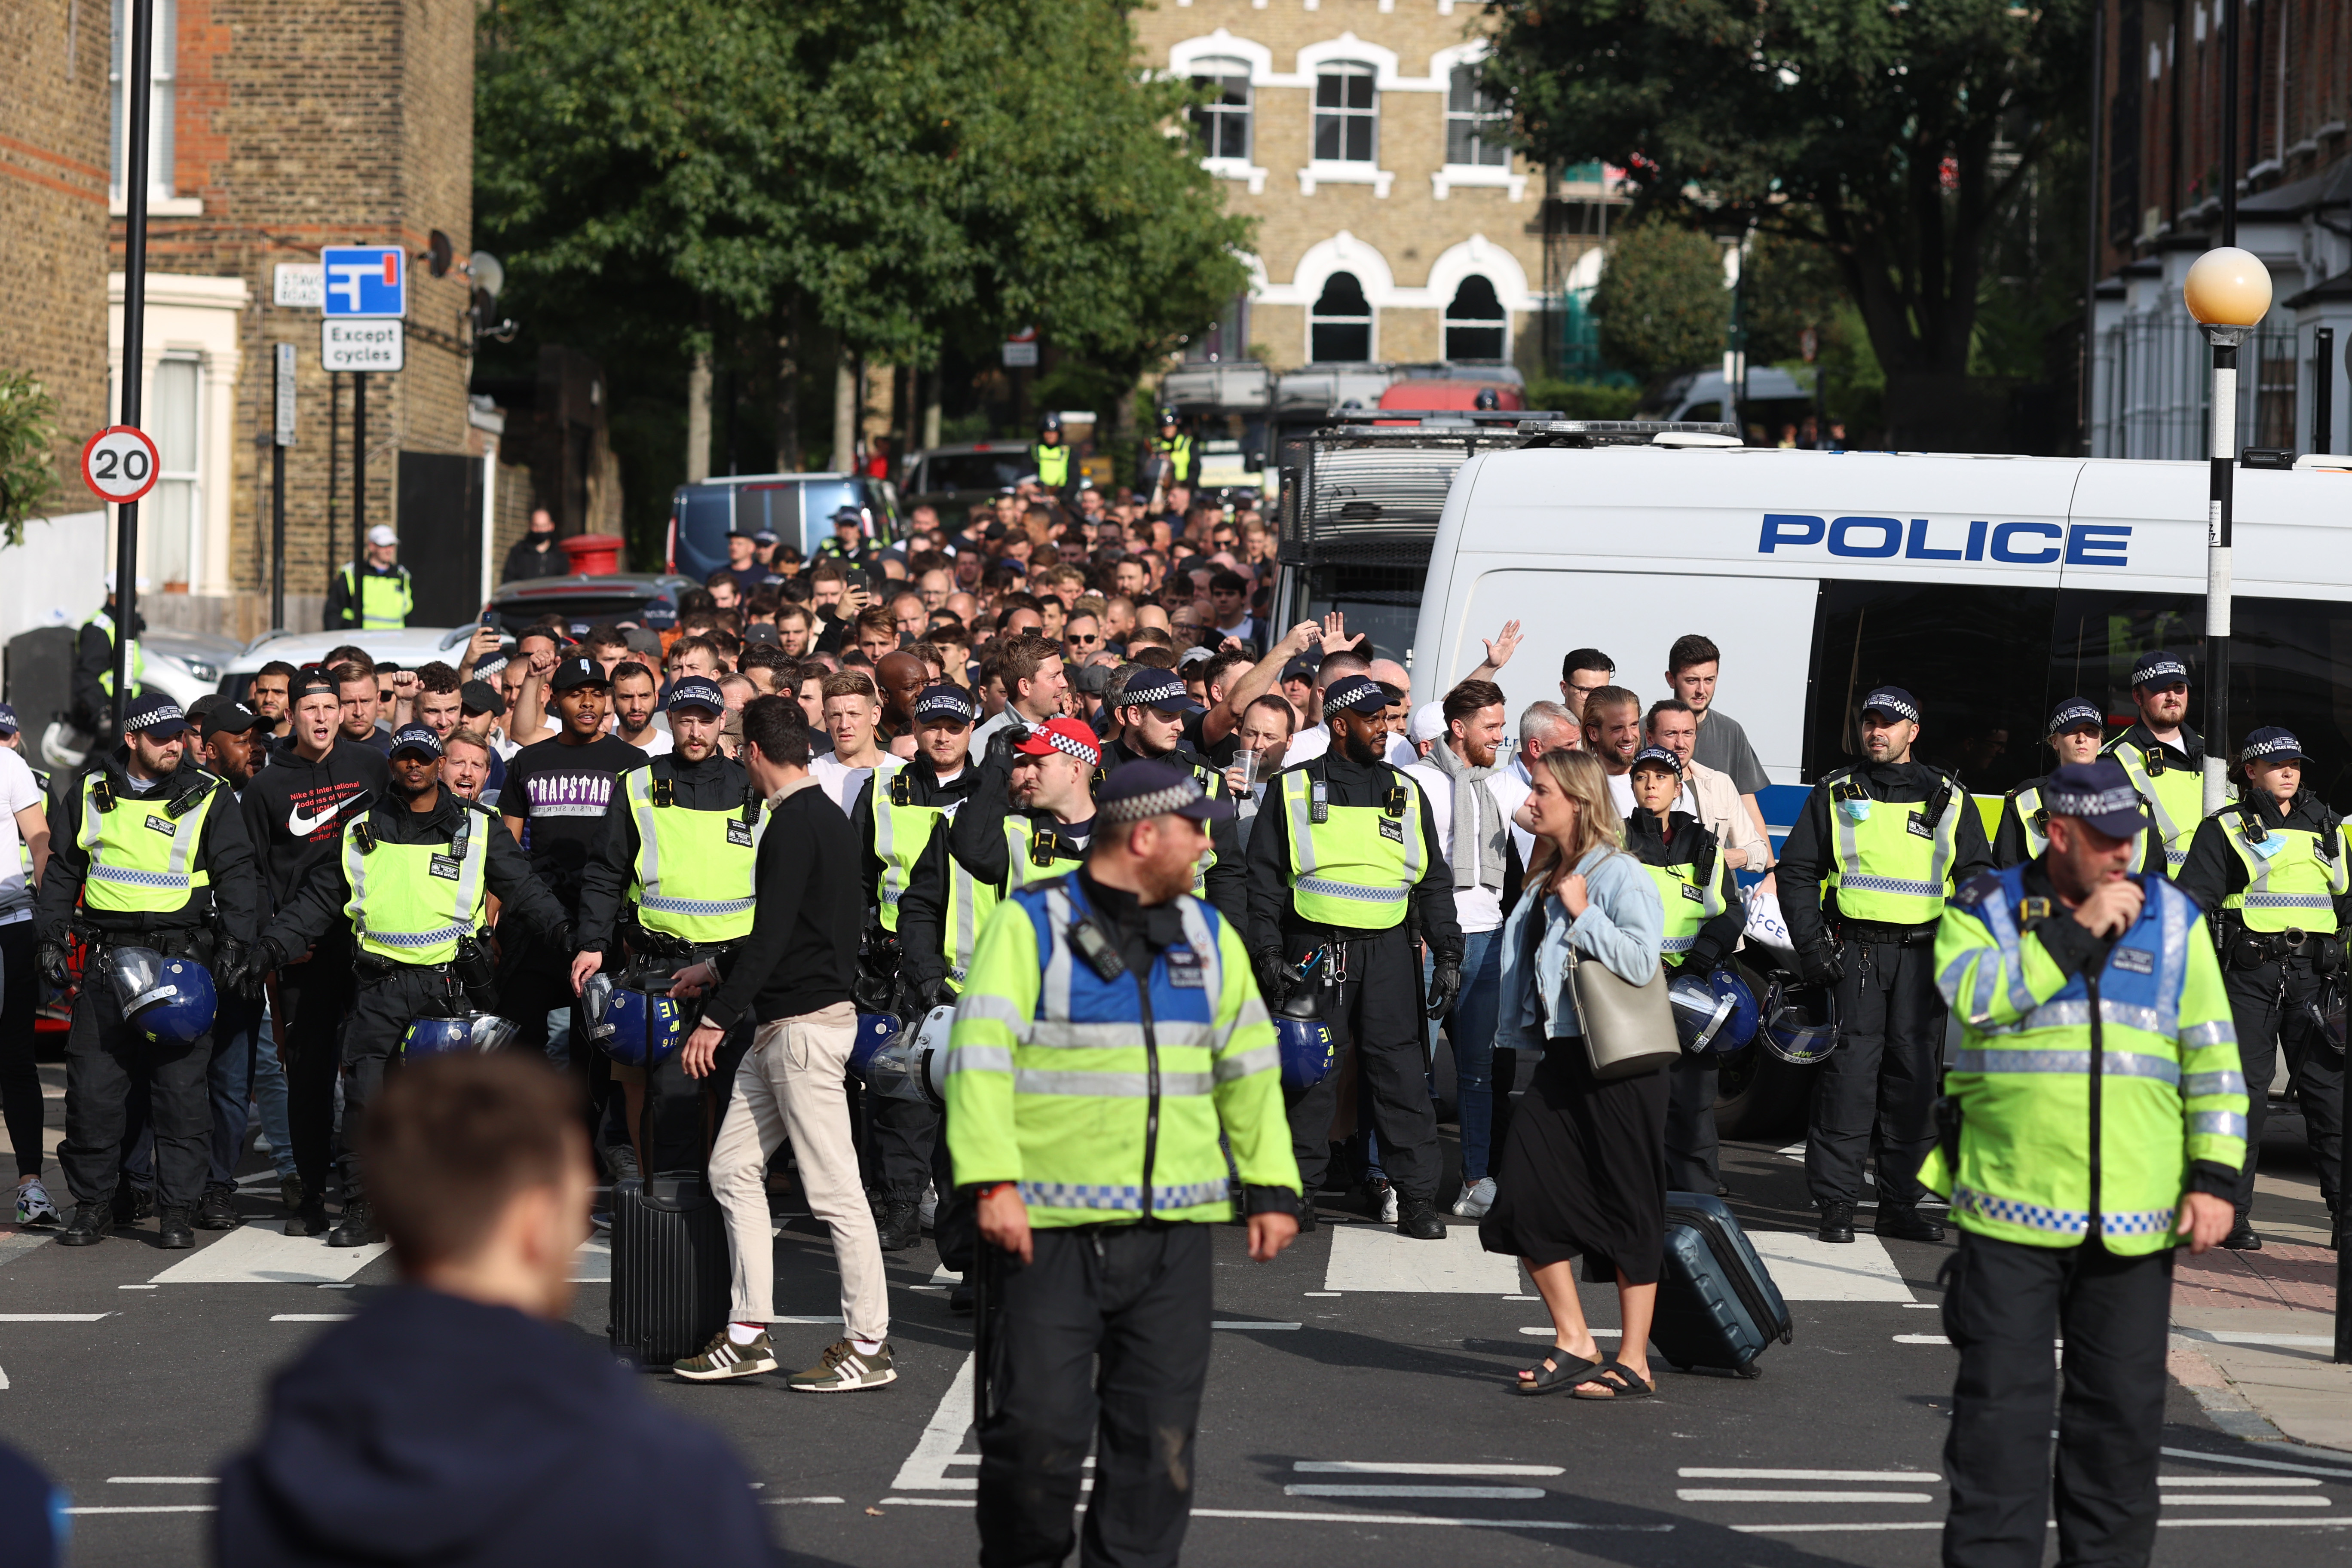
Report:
2175,787,2347,923
37,753,261,944
1095,735,1246,931
573,750,756,954
240,738,389,922
1623,806,1745,972
1242,749,1462,961
701,779,860,1030
1778,758,1993,953
260,792,567,959
1991,771,2164,876
848,757,981,919
71,612,142,729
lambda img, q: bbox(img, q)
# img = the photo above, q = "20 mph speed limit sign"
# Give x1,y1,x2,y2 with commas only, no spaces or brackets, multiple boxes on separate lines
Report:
82,426,162,505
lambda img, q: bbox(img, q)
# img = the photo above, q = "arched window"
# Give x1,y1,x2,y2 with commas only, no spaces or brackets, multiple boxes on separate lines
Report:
1443,275,1507,361
1189,57,1251,161
1310,272,1373,363
1313,61,1378,164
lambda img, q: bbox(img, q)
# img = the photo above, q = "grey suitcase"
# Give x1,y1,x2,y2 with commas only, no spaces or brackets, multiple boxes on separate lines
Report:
1649,1191,1793,1377
608,1172,731,1367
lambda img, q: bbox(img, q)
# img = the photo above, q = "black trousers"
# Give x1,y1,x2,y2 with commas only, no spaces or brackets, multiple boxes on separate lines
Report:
274,936,357,1203
1942,1231,2172,1568
340,966,466,1190
1280,928,1440,1203
866,1093,938,1202
931,1099,975,1276
2221,958,2342,1217
1807,937,1942,1209
1664,1054,1720,1193
0,923,44,1177
977,1223,1211,1568
58,980,210,1209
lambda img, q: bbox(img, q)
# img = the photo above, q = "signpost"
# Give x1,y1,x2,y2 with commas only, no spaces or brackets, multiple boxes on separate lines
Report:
81,426,161,506
272,343,295,631
319,245,406,609
105,0,158,733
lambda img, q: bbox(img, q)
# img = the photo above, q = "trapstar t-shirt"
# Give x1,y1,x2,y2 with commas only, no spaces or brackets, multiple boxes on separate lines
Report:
503,734,647,912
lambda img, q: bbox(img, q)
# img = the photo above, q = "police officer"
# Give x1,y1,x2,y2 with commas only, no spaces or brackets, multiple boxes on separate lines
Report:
71,576,143,739
2176,726,2345,1248
39,695,261,1248
1924,756,2241,1568
1780,685,1991,1244
327,524,416,631
571,678,764,1179
240,726,566,1245
1994,697,2156,871
815,506,871,570
2101,650,2211,876
845,683,981,1250
1147,406,1193,493
948,758,1299,1566
1029,410,1071,493
1244,673,1464,1240
1095,668,1245,929
1623,745,1746,1194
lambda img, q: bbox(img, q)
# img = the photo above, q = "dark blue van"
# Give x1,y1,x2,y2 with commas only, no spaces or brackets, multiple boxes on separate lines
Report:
666,472,903,582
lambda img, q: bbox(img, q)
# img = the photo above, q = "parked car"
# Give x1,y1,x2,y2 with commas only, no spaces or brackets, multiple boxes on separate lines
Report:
482,572,695,638
1645,368,1815,444
667,472,901,583
217,626,470,707
900,442,1039,529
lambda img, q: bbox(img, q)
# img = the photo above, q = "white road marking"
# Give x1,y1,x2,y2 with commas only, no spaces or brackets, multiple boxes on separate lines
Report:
116,1284,156,1290
1733,1522,1945,1533
2160,1446,2352,1480
65,1505,219,1515
2160,1477,2320,1488
1903,1301,1942,1308
268,1314,351,1322
889,1353,977,1492
1519,1327,1620,1337
0,1313,108,1321
1744,1232,1915,1302
2161,1497,2331,1507
1288,1484,1545,1500
1679,1489,1936,1504
1322,1224,1520,1293
315,1283,354,1290
107,1477,216,1485
1213,1321,1300,1330
0,1365,8,1389
762,1496,845,1506
1503,1294,1539,1301
1297,1462,1565,1477
2151,1518,2352,1528
1188,1508,1670,1531
1679,1469,1939,1482
571,1235,610,1283
880,1496,977,1508
1303,1291,1341,1298
149,1226,386,1284
1896,1334,1953,1344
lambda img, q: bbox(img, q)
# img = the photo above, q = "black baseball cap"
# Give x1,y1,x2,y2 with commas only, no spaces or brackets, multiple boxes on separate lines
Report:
549,656,609,692
2242,726,2305,766
459,679,504,717
389,726,443,760
2132,651,2190,689
1630,744,1681,776
202,701,260,739
290,671,341,704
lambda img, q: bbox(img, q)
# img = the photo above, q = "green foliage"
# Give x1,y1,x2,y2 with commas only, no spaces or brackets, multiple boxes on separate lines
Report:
1589,221,1727,381
0,372,61,548
1524,377,1645,420
1483,0,2090,388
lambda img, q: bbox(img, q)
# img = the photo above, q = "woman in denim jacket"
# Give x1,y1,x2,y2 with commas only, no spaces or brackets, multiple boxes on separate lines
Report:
1480,747,1668,1399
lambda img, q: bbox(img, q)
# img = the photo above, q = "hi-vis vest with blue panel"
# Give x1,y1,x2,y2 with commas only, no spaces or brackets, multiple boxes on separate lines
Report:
2214,799,2348,934
76,768,217,913
1277,765,1423,930
343,805,488,966
1822,767,1963,926
625,765,764,944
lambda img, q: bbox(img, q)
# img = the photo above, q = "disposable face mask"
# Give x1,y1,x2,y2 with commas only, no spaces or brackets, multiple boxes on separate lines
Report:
1838,797,1872,824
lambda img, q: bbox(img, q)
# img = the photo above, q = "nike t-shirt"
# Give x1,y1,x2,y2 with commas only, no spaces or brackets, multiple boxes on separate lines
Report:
503,734,647,912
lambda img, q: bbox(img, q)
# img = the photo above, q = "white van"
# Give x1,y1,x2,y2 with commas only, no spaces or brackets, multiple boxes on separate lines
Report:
1410,443,2352,839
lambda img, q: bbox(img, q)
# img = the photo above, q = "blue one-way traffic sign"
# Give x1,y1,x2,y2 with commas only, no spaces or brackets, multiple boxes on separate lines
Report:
319,246,406,318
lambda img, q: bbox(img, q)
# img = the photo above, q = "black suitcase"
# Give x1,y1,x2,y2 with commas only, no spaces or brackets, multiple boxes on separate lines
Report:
607,1053,731,1367
1648,1191,1793,1378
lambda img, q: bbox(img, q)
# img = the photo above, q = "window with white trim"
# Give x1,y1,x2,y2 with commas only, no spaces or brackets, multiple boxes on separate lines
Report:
147,355,199,588
1309,273,1373,363
1443,276,1508,361
1313,62,1378,164
1190,58,1252,162
1445,64,1510,168
109,0,176,200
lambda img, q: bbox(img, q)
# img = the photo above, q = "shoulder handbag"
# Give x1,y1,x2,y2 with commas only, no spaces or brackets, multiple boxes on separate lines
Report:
1560,937,1681,1082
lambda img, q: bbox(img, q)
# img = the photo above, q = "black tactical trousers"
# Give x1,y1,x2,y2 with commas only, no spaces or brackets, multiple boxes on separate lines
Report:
1280,927,1441,1203
2221,956,2342,1217
1807,936,1943,1210
59,980,209,1210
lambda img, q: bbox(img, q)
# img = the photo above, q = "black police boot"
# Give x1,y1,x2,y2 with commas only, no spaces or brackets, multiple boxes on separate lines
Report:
57,1200,111,1246
111,1177,153,1228
286,1198,330,1238
603,1143,640,1187
2221,1221,2263,1251
195,1184,242,1231
155,1205,196,1249
1874,1206,1945,1243
948,1278,974,1314
876,1199,922,1252
1296,1204,1318,1235
328,1196,382,1248
1396,1196,1446,1240
1817,1201,1857,1243
279,1172,305,1214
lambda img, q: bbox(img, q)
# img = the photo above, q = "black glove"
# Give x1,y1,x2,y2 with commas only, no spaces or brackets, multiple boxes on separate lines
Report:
1799,940,1845,987
554,921,578,958
35,941,67,987
1253,951,1292,1002
214,935,246,991
1425,954,1464,1020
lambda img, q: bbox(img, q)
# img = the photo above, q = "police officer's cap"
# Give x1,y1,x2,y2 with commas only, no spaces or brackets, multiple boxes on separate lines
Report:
1098,758,1235,825
913,684,974,726
1859,686,1920,726
123,695,191,740
1630,744,1682,777
389,725,442,760
2046,697,2104,738
2131,650,2190,690
665,677,725,717
2043,758,2149,839
0,702,20,736
2242,726,2305,766
1115,669,1191,715
1322,674,1388,717
831,507,863,530
1157,406,1180,426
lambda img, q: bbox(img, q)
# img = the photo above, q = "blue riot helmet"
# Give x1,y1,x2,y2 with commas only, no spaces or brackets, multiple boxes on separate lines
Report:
1704,968,1760,1052
402,1015,476,1057
468,1014,520,1053
601,987,686,1069
116,952,216,1047
1758,974,1839,1065
850,1013,901,1080
1669,971,1736,1054
579,973,618,1045
867,1006,953,1106
1271,953,1336,1092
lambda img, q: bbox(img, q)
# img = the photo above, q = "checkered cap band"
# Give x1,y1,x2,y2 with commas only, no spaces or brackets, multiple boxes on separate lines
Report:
915,687,975,722
1025,725,1100,769
126,701,186,732
2047,699,2103,736
2132,655,2189,686
1099,776,1207,824
1861,689,1919,724
2045,783,2143,820
1118,672,1186,708
2243,729,2303,761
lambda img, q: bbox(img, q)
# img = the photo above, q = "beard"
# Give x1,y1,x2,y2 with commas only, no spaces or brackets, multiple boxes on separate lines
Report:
1137,852,1196,904
1341,726,1382,766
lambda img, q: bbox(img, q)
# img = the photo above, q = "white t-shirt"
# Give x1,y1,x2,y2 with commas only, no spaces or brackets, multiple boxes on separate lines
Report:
619,726,673,758
812,752,903,814
0,748,42,918
1605,770,1635,819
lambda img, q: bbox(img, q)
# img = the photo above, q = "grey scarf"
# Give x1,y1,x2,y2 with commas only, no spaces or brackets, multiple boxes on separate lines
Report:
1428,738,1507,892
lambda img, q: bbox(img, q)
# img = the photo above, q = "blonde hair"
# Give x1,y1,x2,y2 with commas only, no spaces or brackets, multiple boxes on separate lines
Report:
1525,747,1623,888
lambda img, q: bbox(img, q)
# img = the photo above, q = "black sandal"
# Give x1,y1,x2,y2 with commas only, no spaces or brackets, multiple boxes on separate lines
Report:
1513,1349,1602,1396
1571,1360,1655,1400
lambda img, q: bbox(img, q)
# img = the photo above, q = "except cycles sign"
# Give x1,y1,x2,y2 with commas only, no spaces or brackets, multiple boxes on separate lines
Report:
81,425,161,505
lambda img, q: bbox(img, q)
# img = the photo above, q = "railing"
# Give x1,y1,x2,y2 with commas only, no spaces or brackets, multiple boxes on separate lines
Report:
2092,313,2300,460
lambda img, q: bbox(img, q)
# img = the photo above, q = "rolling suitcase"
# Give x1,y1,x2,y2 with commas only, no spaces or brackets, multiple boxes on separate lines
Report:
1648,1191,1792,1378
608,1053,732,1367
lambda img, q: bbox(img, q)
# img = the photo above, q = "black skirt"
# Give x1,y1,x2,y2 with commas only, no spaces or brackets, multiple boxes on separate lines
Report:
1478,1040,1671,1285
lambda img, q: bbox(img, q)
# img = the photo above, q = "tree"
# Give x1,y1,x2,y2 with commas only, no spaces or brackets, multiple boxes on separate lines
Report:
0,372,61,548
1483,0,2089,437
1589,221,1726,382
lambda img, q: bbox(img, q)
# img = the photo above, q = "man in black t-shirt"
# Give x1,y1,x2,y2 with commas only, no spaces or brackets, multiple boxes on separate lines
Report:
499,658,646,1136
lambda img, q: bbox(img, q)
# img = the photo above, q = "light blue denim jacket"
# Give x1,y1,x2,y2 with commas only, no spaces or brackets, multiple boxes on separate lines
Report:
1496,845,1665,1049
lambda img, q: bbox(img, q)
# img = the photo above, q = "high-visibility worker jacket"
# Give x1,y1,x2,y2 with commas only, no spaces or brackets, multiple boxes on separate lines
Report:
945,873,1299,1227
1276,765,1424,930
1152,433,1193,485
1094,743,1236,909
1624,808,1739,968
2210,799,2349,934
76,766,218,914
943,818,1088,985
1997,775,2157,873
624,764,764,945
1030,441,1071,488
343,804,489,966
1821,766,1966,927
82,610,143,698
2104,726,2214,876
1923,864,2245,1253
336,563,414,630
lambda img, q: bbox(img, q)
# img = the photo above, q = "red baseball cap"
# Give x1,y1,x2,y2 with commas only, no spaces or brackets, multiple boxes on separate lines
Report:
1011,716,1102,769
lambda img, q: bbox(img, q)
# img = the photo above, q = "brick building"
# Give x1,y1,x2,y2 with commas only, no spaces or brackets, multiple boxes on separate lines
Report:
1133,1,1614,375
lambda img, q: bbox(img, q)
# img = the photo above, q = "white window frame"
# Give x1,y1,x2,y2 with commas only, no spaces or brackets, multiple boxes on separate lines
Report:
1305,60,1391,196
1189,55,1266,194
109,0,199,214
144,352,202,591
1307,271,1376,364
1432,48,1527,201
